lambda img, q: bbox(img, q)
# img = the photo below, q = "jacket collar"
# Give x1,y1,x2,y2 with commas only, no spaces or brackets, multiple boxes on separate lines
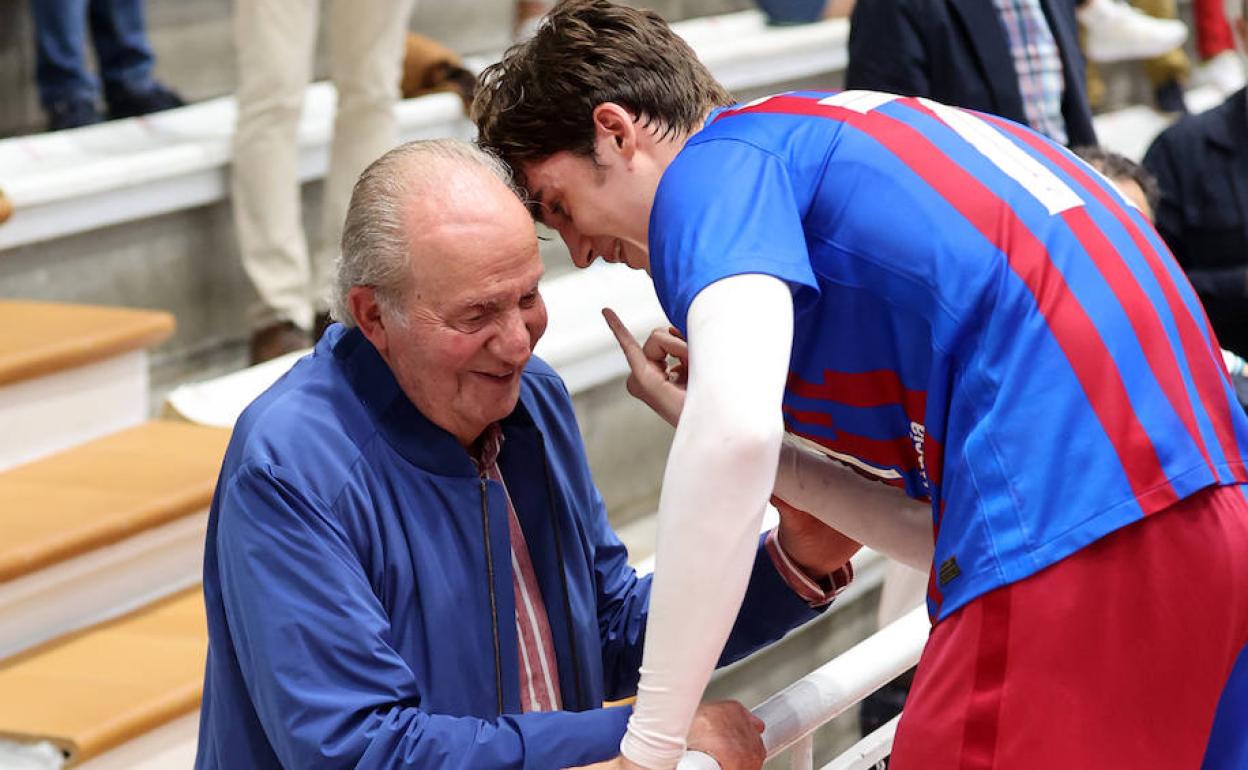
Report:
324,325,538,479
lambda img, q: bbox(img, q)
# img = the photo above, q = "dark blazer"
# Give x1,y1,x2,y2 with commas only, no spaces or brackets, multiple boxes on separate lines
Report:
846,0,1097,147
1143,88,1248,357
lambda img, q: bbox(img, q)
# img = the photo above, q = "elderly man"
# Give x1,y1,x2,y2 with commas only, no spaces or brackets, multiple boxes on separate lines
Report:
195,139,858,769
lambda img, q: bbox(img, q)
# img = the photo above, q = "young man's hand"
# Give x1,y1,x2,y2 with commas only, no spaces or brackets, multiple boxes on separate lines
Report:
602,307,687,427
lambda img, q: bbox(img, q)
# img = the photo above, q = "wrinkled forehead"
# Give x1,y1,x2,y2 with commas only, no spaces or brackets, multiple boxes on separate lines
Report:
409,216,543,304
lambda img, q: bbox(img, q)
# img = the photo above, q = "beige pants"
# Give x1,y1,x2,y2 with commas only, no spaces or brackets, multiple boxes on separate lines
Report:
232,0,416,331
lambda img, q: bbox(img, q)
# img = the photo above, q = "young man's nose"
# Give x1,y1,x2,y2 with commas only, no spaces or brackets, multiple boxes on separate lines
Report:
557,225,595,268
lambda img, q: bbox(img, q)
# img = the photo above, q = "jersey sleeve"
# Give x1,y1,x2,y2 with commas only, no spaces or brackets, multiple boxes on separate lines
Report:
650,138,819,333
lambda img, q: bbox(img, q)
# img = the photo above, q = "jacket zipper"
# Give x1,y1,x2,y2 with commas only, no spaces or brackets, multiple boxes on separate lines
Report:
479,477,504,716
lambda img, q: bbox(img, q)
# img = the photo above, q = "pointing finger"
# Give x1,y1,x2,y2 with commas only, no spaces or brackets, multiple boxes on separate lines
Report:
601,307,646,366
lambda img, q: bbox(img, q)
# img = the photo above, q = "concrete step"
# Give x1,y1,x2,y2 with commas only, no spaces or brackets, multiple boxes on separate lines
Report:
0,420,229,660
0,301,174,472
0,588,205,767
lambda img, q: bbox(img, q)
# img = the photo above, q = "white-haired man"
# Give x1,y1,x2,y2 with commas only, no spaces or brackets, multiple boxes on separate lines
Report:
195,139,859,770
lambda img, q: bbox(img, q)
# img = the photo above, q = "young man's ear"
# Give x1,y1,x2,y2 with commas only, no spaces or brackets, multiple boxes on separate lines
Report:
591,102,638,160
348,285,390,356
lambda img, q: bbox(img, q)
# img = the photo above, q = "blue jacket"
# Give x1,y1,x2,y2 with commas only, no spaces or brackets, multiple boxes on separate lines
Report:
196,326,823,769
846,0,1096,148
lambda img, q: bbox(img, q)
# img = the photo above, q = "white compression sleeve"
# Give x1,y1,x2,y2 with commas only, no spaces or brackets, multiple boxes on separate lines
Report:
620,274,795,769
773,437,934,571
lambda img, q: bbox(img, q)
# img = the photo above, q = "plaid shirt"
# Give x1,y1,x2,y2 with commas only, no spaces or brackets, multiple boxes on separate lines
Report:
993,0,1068,145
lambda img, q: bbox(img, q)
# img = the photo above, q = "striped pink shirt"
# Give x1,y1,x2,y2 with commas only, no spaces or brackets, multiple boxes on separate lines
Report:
476,426,562,713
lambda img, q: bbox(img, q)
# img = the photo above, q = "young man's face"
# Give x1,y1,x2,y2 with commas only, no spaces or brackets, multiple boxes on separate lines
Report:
521,149,658,274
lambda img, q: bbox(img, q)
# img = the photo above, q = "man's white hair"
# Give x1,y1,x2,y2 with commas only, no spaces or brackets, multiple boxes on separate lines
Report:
331,138,519,328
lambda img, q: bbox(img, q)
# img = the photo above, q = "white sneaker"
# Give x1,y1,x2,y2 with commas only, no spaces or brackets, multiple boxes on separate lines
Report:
1078,0,1189,63
1194,50,1248,96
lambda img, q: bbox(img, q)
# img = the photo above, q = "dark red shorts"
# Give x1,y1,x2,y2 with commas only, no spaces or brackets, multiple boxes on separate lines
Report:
890,484,1248,769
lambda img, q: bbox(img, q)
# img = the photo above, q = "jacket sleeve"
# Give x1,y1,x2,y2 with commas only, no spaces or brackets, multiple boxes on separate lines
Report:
846,0,930,96
590,497,824,702
215,463,631,770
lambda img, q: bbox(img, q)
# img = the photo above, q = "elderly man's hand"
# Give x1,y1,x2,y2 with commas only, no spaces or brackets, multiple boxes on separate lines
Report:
602,307,687,427
572,701,764,770
772,495,861,577
683,700,766,770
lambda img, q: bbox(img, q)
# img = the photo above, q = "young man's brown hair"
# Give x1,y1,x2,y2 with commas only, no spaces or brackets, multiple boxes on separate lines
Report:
473,0,733,180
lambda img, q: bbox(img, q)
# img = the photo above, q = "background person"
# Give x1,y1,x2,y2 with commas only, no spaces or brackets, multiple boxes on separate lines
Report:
1143,0,1248,360
231,0,416,363
28,0,183,131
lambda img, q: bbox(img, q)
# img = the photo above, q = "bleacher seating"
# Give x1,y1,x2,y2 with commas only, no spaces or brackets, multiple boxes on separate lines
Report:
0,6,1219,766
0,420,227,659
0,589,205,767
0,300,226,769
0,301,174,472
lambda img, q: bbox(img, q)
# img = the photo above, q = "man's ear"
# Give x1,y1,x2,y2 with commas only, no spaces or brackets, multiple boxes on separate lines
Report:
591,102,639,162
348,286,390,356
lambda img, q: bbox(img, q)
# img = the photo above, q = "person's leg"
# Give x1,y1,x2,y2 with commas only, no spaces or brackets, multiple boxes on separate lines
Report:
891,485,1248,769
88,0,153,94
89,0,183,117
232,0,319,356
314,0,415,329
28,0,100,128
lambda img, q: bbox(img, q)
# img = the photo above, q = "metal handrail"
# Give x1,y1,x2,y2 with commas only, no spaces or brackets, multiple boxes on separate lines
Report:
677,606,928,770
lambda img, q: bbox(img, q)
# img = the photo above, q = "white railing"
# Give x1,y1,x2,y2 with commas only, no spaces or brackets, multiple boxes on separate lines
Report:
677,606,928,770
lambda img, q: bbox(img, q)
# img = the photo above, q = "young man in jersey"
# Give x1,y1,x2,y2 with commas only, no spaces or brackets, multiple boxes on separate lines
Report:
473,2,1248,767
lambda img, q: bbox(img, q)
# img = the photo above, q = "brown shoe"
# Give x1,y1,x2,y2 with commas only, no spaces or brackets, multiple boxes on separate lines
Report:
400,32,477,111
312,311,333,343
249,320,310,365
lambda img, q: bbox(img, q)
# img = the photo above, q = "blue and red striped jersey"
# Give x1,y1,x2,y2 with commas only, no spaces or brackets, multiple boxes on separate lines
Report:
649,90,1248,620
